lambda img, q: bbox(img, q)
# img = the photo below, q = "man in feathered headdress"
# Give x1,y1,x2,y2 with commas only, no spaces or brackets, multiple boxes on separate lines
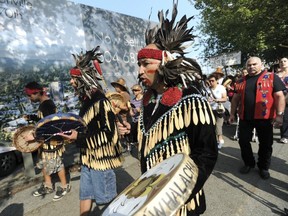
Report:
60,46,123,215
117,1,218,215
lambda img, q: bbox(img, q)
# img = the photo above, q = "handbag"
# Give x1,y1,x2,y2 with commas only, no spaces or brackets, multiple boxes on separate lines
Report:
209,87,225,115
216,103,225,114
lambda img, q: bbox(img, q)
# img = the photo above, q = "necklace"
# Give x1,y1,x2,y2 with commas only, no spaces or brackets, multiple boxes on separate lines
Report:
143,85,183,107
151,94,162,115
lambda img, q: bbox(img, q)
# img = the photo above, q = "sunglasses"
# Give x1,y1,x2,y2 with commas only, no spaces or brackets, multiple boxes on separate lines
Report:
132,89,141,92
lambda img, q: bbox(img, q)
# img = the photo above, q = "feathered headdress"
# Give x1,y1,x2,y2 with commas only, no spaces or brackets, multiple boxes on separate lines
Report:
70,46,106,98
138,0,203,88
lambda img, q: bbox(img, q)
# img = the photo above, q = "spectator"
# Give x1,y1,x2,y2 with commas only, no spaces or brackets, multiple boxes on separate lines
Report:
212,66,225,85
24,81,71,201
207,74,227,149
111,78,132,151
129,84,143,145
229,57,285,179
241,68,248,76
111,78,131,104
222,76,234,102
276,57,288,144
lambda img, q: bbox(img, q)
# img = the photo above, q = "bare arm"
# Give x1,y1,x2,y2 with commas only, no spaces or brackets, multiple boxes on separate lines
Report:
229,93,241,123
273,91,285,113
272,90,285,127
215,89,227,103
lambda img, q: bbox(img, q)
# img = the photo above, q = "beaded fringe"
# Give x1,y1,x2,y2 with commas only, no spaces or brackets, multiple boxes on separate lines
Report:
138,95,215,168
176,189,203,216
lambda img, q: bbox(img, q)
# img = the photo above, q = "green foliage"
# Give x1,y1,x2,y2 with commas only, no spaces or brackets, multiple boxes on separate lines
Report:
194,0,288,63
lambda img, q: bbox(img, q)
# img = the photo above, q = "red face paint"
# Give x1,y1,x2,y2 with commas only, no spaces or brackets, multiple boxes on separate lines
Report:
146,69,157,74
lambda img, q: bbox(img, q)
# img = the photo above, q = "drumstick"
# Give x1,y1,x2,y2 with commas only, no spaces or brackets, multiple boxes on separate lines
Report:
55,131,72,136
116,114,130,147
116,114,124,125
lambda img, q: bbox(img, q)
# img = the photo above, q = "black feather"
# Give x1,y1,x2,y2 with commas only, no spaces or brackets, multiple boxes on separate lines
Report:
71,46,105,98
145,0,195,54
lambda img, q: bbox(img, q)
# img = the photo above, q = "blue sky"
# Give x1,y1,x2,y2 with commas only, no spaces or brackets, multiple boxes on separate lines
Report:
69,0,200,22
69,0,212,72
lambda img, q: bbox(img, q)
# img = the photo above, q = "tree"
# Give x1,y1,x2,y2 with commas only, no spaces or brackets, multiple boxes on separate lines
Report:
194,0,288,64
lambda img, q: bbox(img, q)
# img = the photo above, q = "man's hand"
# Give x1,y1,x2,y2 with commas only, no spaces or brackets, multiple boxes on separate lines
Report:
24,131,35,142
58,129,78,140
273,115,284,128
117,120,131,136
229,114,236,124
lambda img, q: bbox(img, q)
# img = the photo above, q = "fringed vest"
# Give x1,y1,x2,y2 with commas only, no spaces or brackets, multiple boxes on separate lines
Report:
236,71,276,120
78,91,123,170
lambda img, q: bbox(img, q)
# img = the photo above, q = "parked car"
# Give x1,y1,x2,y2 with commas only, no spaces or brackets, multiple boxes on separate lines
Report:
0,145,23,177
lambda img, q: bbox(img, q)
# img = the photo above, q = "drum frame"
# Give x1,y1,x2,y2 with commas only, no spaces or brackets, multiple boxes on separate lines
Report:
13,125,42,153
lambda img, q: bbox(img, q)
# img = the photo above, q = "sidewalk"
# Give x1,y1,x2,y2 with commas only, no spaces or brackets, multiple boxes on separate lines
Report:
0,124,287,216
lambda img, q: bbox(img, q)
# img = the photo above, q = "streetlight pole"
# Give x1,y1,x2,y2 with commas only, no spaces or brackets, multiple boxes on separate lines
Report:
222,55,227,76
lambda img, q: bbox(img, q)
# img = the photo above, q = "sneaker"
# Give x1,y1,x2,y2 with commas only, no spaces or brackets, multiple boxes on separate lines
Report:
52,184,71,201
280,138,288,144
33,184,54,197
218,140,224,149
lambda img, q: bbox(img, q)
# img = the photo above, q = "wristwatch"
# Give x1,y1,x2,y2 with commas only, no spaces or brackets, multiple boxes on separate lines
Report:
277,111,284,116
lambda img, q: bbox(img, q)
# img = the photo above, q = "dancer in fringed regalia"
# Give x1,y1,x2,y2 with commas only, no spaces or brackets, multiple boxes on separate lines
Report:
117,1,218,215
60,46,123,216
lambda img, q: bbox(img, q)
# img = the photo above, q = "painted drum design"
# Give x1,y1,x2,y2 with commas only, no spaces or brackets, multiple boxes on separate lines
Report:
103,153,198,216
13,125,42,153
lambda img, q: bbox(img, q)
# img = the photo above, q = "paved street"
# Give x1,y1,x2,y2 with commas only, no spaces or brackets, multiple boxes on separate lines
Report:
0,124,287,216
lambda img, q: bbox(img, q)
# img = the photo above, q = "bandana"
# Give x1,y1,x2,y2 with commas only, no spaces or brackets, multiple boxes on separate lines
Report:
24,88,41,95
70,68,82,77
137,48,166,60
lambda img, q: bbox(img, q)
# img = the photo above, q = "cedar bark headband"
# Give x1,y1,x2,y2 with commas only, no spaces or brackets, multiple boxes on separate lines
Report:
137,48,166,60
70,68,82,76
24,88,41,95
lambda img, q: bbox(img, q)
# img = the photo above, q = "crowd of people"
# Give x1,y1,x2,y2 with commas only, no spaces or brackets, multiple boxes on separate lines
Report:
202,56,287,181
19,2,288,216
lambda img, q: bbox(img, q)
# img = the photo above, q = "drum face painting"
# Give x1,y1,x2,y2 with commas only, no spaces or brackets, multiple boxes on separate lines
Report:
103,153,199,216
13,125,42,153
35,113,87,142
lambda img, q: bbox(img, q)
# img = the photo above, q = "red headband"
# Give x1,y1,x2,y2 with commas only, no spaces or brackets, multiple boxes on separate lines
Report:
137,48,165,60
24,88,41,95
70,68,82,76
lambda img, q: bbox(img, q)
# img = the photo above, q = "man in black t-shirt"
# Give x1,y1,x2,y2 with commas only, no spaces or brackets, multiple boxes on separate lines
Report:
229,57,285,179
24,81,71,201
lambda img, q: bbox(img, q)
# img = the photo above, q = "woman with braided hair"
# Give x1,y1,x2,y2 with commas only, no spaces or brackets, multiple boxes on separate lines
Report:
117,1,218,215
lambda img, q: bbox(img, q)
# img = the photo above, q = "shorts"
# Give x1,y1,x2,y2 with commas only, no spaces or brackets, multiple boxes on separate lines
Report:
80,165,117,204
36,154,64,175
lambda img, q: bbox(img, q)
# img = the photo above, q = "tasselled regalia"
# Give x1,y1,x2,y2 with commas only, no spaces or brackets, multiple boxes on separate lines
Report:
138,84,217,214
35,100,66,161
77,90,123,170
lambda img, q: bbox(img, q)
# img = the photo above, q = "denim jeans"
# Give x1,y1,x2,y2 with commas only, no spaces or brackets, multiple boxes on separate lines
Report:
80,165,117,204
